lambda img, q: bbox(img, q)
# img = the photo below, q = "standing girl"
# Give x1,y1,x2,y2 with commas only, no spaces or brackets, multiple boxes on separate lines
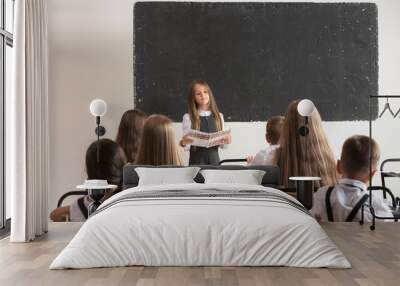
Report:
180,80,231,165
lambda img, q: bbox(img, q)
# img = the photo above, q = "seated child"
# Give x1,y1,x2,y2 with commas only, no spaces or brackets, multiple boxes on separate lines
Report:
50,139,127,222
116,108,147,163
311,135,393,222
273,100,337,188
247,115,284,165
135,114,183,165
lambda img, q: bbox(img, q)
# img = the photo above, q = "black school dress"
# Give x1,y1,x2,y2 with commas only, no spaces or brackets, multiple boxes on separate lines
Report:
189,114,220,165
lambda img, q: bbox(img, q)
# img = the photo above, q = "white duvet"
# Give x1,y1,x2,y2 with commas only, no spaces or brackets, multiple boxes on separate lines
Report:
50,183,351,269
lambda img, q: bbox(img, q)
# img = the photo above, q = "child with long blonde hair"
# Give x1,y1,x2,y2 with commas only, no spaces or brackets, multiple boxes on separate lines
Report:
274,100,337,188
136,114,183,165
179,80,231,165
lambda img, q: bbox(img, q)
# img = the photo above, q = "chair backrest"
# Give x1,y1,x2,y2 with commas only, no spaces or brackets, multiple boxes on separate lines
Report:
380,158,400,173
123,164,280,190
57,190,88,207
218,159,247,165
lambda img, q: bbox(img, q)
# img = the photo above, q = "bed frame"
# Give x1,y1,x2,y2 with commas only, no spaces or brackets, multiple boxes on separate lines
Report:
122,164,280,190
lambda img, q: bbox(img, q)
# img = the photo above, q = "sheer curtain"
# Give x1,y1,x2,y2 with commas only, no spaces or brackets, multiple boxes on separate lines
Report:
9,0,49,242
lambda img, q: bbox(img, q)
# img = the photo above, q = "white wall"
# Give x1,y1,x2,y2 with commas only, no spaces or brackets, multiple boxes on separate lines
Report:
48,0,134,211
47,0,400,214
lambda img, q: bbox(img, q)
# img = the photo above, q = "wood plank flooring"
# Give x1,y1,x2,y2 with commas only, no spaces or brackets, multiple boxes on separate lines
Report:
0,222,399,286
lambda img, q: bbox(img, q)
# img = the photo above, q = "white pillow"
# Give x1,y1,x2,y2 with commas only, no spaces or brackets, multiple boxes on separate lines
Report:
200,169,266,185
135,167,201,186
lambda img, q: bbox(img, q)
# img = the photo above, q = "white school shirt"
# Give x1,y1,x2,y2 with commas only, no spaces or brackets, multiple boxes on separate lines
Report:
182,110,228,150
310,178,393,222
69,195,92,222
249,144,279,165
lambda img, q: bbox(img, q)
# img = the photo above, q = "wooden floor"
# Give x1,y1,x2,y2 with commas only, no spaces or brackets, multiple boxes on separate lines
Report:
0,222,399,286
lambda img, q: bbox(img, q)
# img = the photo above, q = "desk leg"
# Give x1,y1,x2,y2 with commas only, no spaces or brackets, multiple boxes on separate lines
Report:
296,181,313,210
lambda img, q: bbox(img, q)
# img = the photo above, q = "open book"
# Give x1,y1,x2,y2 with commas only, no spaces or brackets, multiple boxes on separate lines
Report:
186,128,231,148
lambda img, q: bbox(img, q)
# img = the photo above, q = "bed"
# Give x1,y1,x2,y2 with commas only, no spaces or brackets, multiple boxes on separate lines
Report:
50,165,350,269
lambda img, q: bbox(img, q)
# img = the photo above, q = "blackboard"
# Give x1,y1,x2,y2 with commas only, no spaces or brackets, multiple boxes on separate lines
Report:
134,2,378,121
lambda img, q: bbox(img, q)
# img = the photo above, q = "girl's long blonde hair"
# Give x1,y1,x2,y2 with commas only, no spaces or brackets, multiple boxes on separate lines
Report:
135,115,183,166
187,80,223,131
275,100,337,188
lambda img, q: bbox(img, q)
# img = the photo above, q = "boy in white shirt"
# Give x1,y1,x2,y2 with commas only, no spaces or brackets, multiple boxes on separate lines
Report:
247,116,284,165
311,135,393,222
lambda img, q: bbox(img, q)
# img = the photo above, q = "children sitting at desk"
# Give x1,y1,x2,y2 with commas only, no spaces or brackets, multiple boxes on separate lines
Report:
310,135,393,222
247,115,284,165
